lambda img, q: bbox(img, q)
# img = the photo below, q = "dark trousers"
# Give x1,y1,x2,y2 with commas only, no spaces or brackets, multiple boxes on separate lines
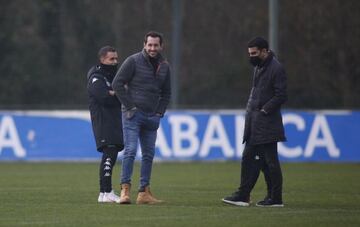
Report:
99,146,119,193
238,142,283,202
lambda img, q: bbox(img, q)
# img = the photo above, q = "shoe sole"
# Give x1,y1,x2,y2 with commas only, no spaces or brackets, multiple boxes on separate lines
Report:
136,201,163,205
222,199,249,207
256,204,284,207
120,201,131,204
102,199,121,203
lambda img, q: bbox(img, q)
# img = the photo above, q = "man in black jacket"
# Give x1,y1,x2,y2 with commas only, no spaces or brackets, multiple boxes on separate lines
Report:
112,31,171,204
222,37,287,207
87,46,124,203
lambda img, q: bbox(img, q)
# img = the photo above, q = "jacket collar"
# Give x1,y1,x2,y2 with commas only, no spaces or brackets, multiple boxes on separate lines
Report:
96,64,115,81
141,49,164,63
258,51,274,69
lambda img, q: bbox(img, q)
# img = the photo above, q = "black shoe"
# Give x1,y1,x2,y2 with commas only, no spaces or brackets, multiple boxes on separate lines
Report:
256,198,284,207
222,191,250,207
256,195,270,205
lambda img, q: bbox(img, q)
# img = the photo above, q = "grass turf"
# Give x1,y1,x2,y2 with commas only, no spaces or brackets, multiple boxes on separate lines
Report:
0,162,359,227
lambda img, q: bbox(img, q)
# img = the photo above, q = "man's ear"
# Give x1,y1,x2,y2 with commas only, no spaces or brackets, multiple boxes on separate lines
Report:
260,49,267,58
99,56,104,64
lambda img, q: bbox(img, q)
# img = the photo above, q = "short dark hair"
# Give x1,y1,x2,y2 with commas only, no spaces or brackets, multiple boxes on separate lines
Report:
247,37,269,50
98,46,116,59
144,31,163,45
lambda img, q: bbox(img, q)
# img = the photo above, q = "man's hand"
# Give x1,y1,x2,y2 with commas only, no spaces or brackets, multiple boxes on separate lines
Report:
126,107,137,119
109,90,115,96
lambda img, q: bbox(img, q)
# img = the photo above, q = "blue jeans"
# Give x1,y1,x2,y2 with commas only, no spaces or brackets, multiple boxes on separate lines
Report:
121,110,160,190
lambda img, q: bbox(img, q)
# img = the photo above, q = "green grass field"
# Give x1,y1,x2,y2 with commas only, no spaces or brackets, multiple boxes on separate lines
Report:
0,162,359,227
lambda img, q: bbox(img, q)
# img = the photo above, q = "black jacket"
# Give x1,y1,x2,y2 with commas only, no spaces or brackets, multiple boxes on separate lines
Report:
87,65,124,151
243,52,287,145
112,49,171,115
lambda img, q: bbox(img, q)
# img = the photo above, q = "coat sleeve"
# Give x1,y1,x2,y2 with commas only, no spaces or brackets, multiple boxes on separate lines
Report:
112,57,136,110
87,74,119,106
156,65,171,115
262,65,287,114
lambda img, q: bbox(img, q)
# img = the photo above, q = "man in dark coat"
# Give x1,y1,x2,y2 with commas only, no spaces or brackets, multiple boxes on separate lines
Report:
87,46,124,203
222,37,287,207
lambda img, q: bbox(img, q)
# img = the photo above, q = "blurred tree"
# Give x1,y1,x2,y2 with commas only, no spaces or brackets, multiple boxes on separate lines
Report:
0,0,359,109
281,0,360,108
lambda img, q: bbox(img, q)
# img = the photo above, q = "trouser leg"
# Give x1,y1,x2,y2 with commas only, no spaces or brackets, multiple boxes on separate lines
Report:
121,113,140,185
99,146,119,193
237,144,263,200
263,143,283,202
262,162,272,199
139,128,157,190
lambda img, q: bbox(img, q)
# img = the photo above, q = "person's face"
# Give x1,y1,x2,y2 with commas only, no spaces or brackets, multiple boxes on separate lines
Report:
248,47,268,60
144,36,162,58
248,47,268,66
100,51,118,65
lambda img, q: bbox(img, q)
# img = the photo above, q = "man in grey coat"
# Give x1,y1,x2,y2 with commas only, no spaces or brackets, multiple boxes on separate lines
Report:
222,37,287,207
112,31,171,204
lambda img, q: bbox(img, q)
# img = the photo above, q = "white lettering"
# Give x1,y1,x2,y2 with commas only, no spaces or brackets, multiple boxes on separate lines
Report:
278,113,305,158
155,125,172,157
199,115,234,158
304,115,340,157
235,115,245,157
0,116,26,158
168,115,199,157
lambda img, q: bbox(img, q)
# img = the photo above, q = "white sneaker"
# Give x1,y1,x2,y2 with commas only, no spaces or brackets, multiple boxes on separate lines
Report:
103,190,121,203
98,192,104,203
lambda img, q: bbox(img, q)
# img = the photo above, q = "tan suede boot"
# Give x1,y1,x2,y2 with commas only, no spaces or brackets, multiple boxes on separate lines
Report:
119,183,131,204
136,186,163,204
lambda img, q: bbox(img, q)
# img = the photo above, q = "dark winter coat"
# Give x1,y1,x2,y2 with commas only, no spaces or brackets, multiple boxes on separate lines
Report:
243,52,287,145
112,49,171,115
87,65,124,151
